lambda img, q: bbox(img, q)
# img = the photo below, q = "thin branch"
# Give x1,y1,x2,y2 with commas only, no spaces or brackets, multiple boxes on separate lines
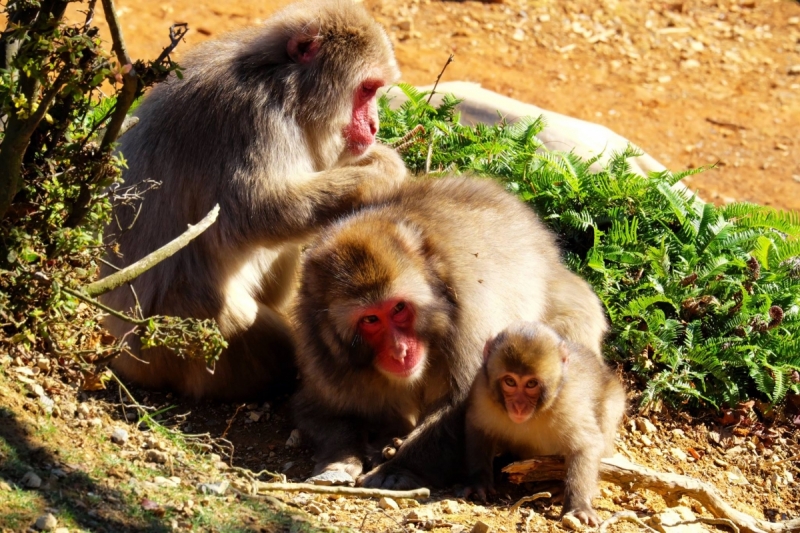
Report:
509,491,551,513
503,456,800,533
62,286,146,325
426,54,454,104
85,204,220,297
254,481,430,500
598,511,660,533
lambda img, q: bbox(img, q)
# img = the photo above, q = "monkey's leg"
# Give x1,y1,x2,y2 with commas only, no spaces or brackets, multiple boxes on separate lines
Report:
462,420,496,501
563,448,603,526
292,390,373,479
360,403,467,490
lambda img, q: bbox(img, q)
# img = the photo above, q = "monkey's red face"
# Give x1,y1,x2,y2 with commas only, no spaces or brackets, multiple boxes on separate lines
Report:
499,373,541,424
356,299,426,380
342,79,384,156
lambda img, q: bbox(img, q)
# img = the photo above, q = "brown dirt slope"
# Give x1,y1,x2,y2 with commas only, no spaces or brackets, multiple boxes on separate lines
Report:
78,0,800,210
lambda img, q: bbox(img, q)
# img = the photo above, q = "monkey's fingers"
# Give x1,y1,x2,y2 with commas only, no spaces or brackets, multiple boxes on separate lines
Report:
359,464,425,490
565,508,600,527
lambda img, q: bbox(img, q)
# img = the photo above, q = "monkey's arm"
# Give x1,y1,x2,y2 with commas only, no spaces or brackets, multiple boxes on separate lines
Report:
227,144,406,243
461,417,496,501
563,445,603,526
359,401,468,490
292,389,373,479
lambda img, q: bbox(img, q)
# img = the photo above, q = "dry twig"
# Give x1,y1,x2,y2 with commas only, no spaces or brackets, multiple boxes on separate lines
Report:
503,456,800,533
598,511,660,533
254,481,430,500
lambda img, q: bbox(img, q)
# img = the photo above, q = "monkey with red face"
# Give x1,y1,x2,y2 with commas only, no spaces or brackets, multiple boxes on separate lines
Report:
100,0,407,400
292,176,608,488
465,322,626,525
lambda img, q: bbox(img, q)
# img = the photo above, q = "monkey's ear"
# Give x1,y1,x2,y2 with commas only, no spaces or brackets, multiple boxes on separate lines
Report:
482,339,493,362
287,24,321,64
559,341,570,366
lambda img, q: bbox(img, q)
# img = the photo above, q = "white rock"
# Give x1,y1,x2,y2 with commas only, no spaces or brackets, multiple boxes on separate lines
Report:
406,508,435,523
306,470,355,486
76,404,91,417
88,417,102,428
285,429,302,448
788,65,800,76
379,497,400,510
21,471,42,488
726,466,749,486
670,447,688,461
34,513,58,531
441,499,460,514
561,514,582,531
680,59,700,69
307,502,324,515
636,418,657,434
54,528,69,533
512,28,525,42
110,427,129,444
197,480,229,496
640,435,653,446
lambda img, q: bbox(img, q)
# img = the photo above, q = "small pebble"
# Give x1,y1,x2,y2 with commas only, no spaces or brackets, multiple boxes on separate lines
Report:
307,502,324,515
285,429,302,448
54,528,69,533
306,470,355,486
110,427,129,444
670,447,688,461
636,418,657,434
441,499,460,514
145,449,169,464
76,404,91,417
0,480,13,491
34,513,57,531
88,417,102,428
197,480,229,496
21,471,42,488
379,497,400,510
471,520,492,533
406,508,435,522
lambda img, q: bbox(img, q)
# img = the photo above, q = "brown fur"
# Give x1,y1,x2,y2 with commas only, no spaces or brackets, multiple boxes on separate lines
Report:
466,322,626,525
100,0,406,400
292,176,608,488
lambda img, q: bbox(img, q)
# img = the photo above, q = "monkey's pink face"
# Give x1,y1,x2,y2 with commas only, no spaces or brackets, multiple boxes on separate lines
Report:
500,373,541,424
356,299,427,380
342,79,384,156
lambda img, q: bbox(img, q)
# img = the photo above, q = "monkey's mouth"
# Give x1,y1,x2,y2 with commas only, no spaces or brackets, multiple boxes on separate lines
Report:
378,344,426,380
347,140,374,157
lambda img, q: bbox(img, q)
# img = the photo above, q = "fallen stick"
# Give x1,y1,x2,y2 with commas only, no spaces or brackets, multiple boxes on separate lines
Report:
254,481,429,500
502,456,800,533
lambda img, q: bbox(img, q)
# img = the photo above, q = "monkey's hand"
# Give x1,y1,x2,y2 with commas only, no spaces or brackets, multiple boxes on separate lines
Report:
459,482,495,503
312,456,364,480
352,144,407,204
358,462,426,490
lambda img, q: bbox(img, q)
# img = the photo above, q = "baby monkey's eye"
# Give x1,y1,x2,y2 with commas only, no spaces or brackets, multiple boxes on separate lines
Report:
525,379,539,389
503,376,516,388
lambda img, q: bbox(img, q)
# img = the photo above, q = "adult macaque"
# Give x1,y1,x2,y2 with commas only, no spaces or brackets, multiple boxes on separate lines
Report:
465,322,626,525
100,0,407,400
292,176,607,488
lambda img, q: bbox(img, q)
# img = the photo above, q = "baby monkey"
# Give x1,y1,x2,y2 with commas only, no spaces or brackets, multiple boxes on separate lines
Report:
465,322,626,526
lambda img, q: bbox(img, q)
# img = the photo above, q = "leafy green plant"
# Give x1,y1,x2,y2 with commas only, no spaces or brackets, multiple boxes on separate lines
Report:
379,84,800,409
0,1,223,373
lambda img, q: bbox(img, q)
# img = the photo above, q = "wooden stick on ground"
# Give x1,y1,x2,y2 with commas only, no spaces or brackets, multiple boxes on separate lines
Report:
254,481,429,500
502,456,800,533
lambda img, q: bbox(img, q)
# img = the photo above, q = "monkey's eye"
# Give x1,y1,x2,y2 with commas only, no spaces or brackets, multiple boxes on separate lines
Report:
361,315,379,324
393,302,406,313
525,379,539,389
503,376,516,388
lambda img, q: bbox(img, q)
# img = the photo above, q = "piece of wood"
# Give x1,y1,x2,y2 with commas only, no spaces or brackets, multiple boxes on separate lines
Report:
502,456,800,533
255,481,429,500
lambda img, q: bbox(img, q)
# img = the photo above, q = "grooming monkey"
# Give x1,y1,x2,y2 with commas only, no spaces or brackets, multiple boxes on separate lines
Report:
465,322,626,526
292,176,608,488
100,0,407,399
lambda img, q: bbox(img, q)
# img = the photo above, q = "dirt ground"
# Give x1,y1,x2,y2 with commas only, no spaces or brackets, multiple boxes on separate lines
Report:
79,0,800,210
3,1,800,532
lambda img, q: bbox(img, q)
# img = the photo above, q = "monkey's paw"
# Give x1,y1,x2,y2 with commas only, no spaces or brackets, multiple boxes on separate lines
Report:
458,483,495,502
312,458,363,480
358,463,425,490
564,507,600,527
